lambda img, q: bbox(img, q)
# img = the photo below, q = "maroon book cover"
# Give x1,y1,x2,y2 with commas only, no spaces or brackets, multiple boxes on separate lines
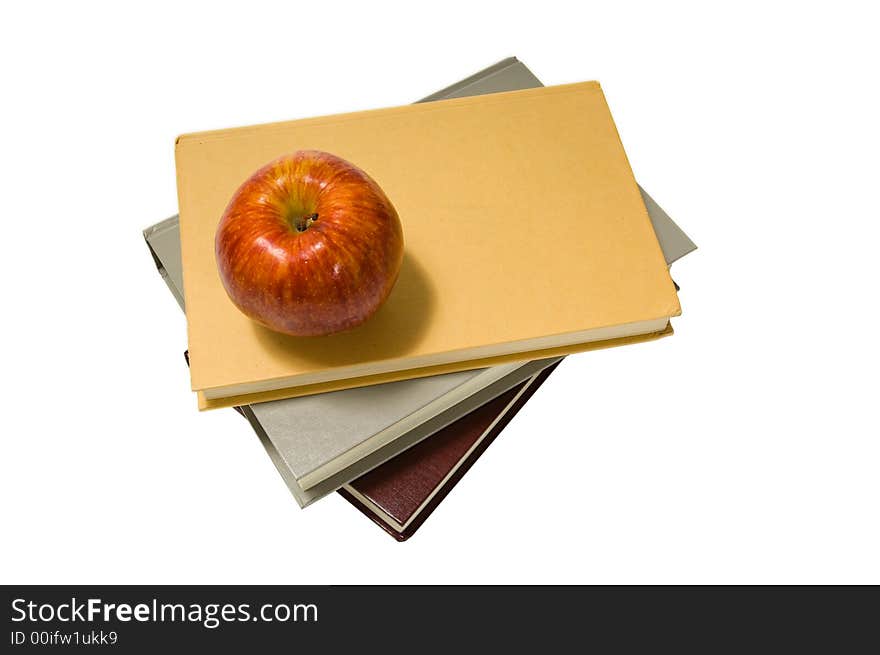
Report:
338,362,559,541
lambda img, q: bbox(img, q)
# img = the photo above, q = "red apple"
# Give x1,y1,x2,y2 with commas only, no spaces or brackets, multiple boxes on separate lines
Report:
215,150,404,336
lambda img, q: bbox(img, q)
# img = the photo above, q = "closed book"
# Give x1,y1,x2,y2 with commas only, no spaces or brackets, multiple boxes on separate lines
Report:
176,81,681,409
339,361,559,540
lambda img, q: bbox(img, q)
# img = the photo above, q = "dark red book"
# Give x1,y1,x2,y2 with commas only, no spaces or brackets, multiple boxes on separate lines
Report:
338,362,559,540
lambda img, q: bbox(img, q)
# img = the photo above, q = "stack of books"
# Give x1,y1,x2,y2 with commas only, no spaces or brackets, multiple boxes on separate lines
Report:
144,58,696,540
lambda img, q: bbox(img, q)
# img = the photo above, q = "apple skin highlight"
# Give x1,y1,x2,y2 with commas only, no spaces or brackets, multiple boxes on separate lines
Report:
215,150,404,336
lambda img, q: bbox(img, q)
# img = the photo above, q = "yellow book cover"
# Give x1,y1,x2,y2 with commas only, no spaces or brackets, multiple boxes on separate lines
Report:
176,81,680,409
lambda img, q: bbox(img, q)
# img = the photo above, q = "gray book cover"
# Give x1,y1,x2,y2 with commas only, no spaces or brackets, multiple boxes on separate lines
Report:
144,57,696,508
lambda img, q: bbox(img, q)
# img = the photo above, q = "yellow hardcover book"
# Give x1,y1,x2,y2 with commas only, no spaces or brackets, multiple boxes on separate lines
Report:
176,82,680,410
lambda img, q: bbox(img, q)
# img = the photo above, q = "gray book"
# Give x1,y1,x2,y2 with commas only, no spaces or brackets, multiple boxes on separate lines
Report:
144,57,696,508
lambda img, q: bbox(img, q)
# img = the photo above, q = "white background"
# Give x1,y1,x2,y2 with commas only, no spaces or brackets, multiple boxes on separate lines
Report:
1,2,878,584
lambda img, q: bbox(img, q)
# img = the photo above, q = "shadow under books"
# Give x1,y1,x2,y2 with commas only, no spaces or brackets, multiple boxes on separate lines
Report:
251,253,437,367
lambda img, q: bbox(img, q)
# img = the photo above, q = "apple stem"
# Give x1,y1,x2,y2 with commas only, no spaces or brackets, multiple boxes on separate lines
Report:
294,213,319,232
